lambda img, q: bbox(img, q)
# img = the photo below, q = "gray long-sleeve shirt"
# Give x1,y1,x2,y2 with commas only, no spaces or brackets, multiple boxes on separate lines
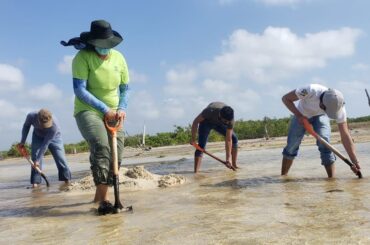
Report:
20,112,61,163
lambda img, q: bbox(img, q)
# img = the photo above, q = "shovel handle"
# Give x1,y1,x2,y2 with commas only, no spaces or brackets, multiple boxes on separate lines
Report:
191,142,236,171
16,144,50,186
17,144,41,172
366,89,370,106
302,118,362,178
104,116,124,212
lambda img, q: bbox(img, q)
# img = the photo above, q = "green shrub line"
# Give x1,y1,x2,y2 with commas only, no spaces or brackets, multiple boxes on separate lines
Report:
2,115,369,160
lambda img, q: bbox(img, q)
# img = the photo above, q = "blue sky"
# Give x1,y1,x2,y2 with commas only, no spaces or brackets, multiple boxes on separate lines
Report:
0,0,369,150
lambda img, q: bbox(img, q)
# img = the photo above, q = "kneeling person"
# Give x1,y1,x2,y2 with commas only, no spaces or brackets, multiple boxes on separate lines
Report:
191,102,238,173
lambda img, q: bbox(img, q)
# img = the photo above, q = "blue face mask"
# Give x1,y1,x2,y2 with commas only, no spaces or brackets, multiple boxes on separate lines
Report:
95,47,111,55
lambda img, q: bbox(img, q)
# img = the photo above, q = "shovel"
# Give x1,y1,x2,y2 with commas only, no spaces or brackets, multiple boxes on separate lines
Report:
17,144,50,187
302,119,362,178
104,116,124,213
191,142,236,171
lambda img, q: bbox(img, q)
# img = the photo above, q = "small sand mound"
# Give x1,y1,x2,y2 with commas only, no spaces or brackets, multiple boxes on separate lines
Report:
66,165,186,191
158,174,186,187
66,175,95,191
125,166,157,180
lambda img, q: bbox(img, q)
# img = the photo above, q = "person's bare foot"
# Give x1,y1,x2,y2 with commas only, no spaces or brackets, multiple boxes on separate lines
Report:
32,184,38,188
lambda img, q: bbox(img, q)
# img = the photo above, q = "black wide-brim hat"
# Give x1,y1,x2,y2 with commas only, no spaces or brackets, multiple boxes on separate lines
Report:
80,20,123,49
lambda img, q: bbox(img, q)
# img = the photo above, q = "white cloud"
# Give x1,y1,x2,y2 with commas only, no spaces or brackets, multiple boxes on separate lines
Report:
202,79,234,94
0,100,25,140
336,80,370,117
226,89,261,113
163,99,186,119
309,77,327,85
28,83,63,102
351,63,369,71
264,84,291,99
129,69,148,84
0,64,24,91
201,27,362,83
57,55,74,74
159,26,362,124
337,80,369,96
0,100,20,118
129,91,160,119
164,69,198,96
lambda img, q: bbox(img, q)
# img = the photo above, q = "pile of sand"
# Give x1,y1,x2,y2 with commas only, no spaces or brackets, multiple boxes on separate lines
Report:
66,165,186,191
67,175,95,191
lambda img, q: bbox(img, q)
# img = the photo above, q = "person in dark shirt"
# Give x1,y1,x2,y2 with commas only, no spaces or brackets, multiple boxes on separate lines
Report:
191,102,239,173
18,109,72,188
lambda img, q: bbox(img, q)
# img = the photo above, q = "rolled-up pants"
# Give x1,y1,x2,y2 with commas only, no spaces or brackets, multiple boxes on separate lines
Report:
282,114,335,166
31,134,71,184
75,110,124,186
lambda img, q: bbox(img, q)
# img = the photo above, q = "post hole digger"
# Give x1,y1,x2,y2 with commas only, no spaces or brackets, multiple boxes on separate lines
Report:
17,144,50,187
104,116,133,214
302,119,362,178
191,142,236,171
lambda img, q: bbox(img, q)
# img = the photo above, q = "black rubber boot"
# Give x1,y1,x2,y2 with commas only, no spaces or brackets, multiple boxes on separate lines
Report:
97,201,114,215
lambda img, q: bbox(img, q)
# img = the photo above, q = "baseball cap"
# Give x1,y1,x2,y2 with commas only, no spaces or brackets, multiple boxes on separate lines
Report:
38,109,53,128
322,89,345,119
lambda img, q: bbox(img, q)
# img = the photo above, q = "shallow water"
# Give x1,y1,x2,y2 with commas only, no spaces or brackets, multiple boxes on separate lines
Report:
1,143,370,244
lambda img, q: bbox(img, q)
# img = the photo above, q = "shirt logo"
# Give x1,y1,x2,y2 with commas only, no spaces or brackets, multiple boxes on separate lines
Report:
299,89,308,97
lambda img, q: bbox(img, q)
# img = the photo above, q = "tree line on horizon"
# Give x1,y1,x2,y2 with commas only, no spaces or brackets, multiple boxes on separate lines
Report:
2,115,370,159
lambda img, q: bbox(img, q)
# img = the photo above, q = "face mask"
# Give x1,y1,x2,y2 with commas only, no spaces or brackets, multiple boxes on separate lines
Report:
95,47,111,55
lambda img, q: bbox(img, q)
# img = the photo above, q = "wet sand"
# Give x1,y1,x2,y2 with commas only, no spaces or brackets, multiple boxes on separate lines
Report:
0,129,370,244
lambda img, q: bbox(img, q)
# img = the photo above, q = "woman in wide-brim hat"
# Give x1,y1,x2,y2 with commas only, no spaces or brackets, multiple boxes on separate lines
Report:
70,19,130,215
80,20,123,49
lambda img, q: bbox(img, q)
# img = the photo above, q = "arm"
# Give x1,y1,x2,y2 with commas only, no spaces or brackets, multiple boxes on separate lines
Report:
73,78,110,114
117,84,130,118
20,114,33,145
225,129,233,163
191,113,204,144
338,122,361,169
282,90,306,124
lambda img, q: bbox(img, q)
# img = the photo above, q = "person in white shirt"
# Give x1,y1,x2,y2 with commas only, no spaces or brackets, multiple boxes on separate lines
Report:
281,84,361,178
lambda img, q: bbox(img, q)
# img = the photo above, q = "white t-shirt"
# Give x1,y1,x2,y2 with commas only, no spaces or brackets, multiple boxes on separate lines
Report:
295,84,347,123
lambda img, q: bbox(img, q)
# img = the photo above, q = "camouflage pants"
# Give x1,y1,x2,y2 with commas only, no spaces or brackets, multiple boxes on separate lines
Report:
75,110,124,185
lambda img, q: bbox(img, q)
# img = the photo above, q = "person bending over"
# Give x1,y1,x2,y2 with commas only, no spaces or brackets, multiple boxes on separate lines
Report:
191,102,238,173
281,84,361,178
18,109,71,188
